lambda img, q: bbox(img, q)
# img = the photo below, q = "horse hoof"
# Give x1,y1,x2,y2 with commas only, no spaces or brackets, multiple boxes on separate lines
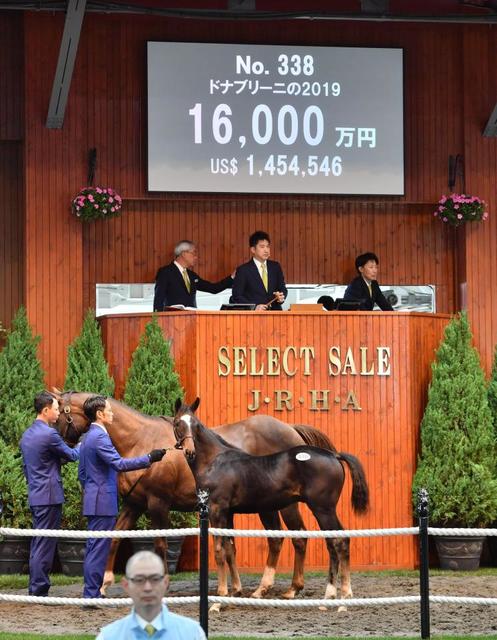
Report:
318,605,328,612
250,589,265,599
337,605,348,613
282,587,301,600
209,603,222,613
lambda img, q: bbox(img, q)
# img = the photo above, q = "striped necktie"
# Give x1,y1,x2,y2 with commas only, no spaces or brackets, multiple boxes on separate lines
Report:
145,623,156,636
261,263,268,291
182,269,191,293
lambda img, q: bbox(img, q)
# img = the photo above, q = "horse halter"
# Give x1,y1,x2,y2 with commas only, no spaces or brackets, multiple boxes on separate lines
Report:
58,391,89,445
173,414,195,452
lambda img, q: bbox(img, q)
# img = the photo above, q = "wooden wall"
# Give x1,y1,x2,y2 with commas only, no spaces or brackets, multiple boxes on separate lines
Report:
0,12,24,338
101,311,450,569
0,11,492,382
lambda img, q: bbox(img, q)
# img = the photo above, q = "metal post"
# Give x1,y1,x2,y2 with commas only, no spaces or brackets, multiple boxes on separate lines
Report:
197,488,210,637
418,488,430,640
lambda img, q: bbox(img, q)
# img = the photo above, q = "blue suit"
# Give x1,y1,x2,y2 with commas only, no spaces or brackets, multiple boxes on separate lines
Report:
20,419,79,596
78,424,151,597
231,259,287,310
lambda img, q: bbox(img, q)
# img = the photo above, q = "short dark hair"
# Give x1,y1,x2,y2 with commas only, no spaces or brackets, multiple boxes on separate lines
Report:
249,230,270,247
355,252,379,272
34,391,56,415
83,395,108,422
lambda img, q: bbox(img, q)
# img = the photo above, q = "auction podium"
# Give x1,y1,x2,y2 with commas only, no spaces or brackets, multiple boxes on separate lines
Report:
100,310,449,570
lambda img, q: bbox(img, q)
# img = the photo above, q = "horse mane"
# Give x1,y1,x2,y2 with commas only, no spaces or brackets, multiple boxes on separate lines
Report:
292,424,337,453
63,390,174,424
175,402,242,451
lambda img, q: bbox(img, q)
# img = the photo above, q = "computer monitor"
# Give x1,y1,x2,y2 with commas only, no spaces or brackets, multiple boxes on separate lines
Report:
334,298,363,311
220,303,257,311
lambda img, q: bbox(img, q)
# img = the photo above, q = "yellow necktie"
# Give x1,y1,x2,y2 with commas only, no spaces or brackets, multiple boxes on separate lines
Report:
367,282,372,298
145,623,156,636
261,263,268,292
182,269,191,293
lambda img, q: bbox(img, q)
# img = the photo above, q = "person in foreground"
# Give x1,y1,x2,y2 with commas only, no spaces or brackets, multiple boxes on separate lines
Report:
20,391,80,597
153,240,234,311
79,395,167,599
344,252,394,311
95,550,206,639
231,230,287,310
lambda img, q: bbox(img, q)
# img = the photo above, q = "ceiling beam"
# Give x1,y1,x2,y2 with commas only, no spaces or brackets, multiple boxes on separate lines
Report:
46,0,87,129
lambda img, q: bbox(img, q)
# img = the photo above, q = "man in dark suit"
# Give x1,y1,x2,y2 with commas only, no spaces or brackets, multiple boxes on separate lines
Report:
344,252,394,311
231,230,287,310
153,240,234,311
20,391,80,596
79,395,166,599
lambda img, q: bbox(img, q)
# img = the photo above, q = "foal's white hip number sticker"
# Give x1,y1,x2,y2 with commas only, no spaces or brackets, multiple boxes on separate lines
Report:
296,452,311,461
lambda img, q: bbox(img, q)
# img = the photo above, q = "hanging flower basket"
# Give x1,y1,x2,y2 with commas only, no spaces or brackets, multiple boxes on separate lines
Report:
433,194,488,227
72,186,122,222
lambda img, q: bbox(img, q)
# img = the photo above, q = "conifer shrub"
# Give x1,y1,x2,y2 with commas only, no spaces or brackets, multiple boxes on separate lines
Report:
412,312,497,527
487,343,497,435
0,445,31,528
124,316,183,416
0,307,45,447
64,308,114,395
62,309,114,530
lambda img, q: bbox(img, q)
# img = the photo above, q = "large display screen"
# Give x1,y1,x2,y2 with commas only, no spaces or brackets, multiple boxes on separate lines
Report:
147,43,404,195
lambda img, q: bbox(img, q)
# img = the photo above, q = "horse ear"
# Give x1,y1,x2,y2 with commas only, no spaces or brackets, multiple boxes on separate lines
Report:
174,397,182,413
191,397,200,413
52,387,62,400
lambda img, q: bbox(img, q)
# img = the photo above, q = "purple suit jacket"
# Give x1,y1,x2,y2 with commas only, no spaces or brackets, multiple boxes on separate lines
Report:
20,419,79,507
78,424,150,516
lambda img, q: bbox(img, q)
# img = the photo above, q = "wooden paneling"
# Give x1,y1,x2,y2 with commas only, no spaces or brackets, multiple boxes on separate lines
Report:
20,12,497,388
0,142,24,332
100,311,449,570
0,12,23,142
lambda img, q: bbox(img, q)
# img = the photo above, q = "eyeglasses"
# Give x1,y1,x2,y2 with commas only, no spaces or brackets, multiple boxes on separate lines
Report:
126,574,165,585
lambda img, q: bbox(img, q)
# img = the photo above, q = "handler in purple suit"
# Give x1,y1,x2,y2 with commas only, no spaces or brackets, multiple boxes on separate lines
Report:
79,395,166,599
20,391,80,596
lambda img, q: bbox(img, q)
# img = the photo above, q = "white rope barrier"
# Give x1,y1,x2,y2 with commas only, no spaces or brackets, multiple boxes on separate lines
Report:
0,594,199,607
0,527,199,539
0,526,418,539
428,527,497,537
209,526,419,538
208,595,420,607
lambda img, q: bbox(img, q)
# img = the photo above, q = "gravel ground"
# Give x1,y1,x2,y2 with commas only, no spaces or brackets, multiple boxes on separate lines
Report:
1,573,497,637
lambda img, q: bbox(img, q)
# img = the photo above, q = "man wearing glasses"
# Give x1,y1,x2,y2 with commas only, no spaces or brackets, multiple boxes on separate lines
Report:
96,550,206,639
153,240,234,311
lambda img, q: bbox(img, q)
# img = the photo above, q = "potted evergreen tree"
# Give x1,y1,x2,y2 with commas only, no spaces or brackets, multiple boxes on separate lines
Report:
123,316,190,569
412,312,497,569
124,315,183,415
0,307,45,573
58,309,115,575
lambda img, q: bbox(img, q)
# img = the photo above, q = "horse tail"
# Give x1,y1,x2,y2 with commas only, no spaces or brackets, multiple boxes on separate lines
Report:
292,424,337,453
336,452,370,514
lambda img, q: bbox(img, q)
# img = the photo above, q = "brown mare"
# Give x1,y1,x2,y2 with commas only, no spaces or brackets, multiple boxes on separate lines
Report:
54,390,336,598
173,398,370,610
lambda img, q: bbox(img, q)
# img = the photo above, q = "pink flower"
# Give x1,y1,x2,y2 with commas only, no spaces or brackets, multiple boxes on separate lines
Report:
96,187,102,194
94,204,99,209
457,214,463,219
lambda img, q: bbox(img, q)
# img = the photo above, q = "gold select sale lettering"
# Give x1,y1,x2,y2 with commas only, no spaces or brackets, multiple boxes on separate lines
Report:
217,345,391,411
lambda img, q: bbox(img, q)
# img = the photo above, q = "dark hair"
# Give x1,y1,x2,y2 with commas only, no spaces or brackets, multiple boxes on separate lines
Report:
83,395,108,422
34,391,56,415
249,230,270,247
355,252,379,272
317,295,335,311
